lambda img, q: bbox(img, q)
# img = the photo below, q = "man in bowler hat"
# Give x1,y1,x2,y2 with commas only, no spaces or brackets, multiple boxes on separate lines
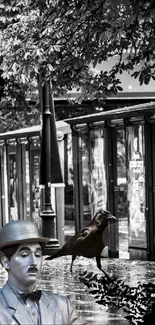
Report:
0,220,89,325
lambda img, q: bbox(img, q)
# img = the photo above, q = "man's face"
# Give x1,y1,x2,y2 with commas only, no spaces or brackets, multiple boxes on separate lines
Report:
6,242,42,292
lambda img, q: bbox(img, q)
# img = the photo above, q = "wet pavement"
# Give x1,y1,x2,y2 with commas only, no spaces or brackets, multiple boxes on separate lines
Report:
0,256,155,324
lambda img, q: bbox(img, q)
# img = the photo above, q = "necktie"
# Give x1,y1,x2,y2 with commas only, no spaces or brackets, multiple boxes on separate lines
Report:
20,290,41,303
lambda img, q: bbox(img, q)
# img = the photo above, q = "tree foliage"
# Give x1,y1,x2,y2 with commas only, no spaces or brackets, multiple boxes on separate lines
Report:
0,0,155,129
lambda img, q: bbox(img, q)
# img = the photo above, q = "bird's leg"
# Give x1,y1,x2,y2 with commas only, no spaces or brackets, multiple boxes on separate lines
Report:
70,255,76,273
96,256,112,281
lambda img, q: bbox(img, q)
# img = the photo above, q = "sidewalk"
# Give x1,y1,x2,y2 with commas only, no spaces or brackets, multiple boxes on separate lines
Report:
41,256,155,324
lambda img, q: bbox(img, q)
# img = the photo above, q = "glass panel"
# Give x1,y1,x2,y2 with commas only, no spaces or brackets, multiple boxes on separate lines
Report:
30,148,42,231
127,125,146,249
80,131,91,225
25,147,30,219
90,129,107,215
117,127,129,259
64,133,75,240
8,147,18,221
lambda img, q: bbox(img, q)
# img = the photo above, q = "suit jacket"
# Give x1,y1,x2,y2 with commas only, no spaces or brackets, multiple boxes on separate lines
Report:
0,282,89,325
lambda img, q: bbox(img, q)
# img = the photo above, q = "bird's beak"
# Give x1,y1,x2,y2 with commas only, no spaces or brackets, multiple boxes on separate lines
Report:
107,215,117,221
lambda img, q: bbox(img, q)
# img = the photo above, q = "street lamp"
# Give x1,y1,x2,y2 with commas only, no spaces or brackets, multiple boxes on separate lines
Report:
40,79,63,254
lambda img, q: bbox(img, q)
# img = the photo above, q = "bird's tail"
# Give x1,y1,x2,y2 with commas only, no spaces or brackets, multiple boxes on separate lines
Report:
45,249,65,260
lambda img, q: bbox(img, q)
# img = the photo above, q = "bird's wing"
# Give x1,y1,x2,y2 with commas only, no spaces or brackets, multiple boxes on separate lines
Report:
64,226,94,250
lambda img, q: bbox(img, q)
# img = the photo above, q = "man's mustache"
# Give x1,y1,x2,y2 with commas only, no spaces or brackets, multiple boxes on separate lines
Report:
27,267,38,272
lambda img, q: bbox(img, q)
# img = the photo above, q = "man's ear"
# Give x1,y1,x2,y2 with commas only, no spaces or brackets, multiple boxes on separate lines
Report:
0,255,10,270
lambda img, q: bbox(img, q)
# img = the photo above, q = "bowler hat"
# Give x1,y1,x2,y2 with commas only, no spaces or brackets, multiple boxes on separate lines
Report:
0,220,49,249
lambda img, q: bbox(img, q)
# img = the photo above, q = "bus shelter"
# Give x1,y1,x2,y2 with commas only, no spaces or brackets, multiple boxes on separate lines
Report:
0,101,155,261
65,101,155,261
0,121,71,246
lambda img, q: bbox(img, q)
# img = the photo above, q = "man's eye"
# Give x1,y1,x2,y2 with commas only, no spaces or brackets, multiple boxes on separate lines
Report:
21,253,29,257
35,252,42,257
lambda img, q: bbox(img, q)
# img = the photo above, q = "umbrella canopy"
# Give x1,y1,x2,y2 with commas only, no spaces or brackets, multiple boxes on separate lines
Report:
39,81,63,186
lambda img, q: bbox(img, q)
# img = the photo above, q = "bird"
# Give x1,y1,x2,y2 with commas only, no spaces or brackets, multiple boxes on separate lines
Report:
46,209,116,279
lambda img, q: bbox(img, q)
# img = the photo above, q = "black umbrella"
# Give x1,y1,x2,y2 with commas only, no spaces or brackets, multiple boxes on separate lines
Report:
39,81,63,186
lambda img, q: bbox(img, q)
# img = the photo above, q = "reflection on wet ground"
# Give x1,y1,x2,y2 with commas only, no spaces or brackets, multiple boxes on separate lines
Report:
41,257,155,324
0,257,155,324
